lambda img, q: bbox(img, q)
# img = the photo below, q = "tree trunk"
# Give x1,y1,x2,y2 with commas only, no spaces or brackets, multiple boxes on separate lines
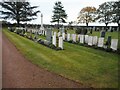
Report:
86,23,88,26
17,19,20,27
57,20,60,32
105,23,108,31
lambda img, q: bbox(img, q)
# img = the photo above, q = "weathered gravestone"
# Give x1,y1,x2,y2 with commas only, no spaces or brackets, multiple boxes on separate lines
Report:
73,34,76,42
77,34,80,41
58,32,61,37
85,35,89,43
93,26,95,31
52,32,56,46
110,39,118,50
98,38,104,47
46,28,52,43
80,35,84,44
93,36,98,45
88,36,93,46
59,37,63,49
117,27,119,31
71,34,74,41
62,33,65,40
100,30,106,37
67,33,70,41
52,31,54,36
108,26,112,32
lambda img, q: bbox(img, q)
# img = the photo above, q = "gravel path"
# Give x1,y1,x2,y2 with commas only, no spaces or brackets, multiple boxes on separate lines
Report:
2,32,87,88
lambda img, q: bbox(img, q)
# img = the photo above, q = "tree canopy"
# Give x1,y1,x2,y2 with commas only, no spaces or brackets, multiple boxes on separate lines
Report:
112,0,120,25
77,6,96,26
0,1,40,26
96,1,115,26
51,1,67,29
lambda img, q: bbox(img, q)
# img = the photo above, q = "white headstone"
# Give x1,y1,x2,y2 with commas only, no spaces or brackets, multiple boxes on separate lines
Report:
42,30,44,35
117,27,119,31
88,36,93,46
52,31,54,36
77,34,80,41
93,26,95,31
52,32,56,46
109,26,112,32
62,33,65,40
80,35,84,44
73,34,76,42
110,39,118,50
59,37,63,49
93,36,98,45
98,38,104,47
67,33,70,41
58,32,61,37
71,34,74,41
85,35,89,43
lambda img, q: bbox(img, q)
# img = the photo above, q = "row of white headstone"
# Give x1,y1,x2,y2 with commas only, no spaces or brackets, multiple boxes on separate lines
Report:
52,32,63,49
27,28,47,36
54,32,118,51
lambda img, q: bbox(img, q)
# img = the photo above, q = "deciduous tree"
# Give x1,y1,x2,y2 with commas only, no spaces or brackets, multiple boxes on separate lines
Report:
77,6,96,26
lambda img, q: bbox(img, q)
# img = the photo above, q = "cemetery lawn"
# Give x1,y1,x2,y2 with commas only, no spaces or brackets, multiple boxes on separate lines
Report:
3,28,119,88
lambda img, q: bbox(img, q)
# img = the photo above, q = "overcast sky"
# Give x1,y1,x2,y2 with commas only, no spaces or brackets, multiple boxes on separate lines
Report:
0,0,118,26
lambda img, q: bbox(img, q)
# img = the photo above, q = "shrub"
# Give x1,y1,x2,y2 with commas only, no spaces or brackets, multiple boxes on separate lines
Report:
75,28,82,34
68,40,73,43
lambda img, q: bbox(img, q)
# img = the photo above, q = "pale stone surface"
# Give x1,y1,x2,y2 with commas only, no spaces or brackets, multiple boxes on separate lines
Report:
62,33,65,40
98,38,104,47
52,32,56,46
110,39,118,50
73,34,76,42
88,36,93,46
93,26,95,31
80,35,84,44
92,36,98,45
46,28,52,42
59,37,63,49
58,32,61,37
117,27,119,31
77,34,80,41
67,33,70,41
71,34,74,41
85,35,89,43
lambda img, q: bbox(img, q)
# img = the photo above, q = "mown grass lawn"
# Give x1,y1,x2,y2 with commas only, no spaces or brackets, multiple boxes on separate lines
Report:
3,28,119,88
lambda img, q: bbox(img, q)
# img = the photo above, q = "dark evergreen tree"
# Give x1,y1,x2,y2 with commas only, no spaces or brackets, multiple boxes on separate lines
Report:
0,1,40,26
51,1,67,29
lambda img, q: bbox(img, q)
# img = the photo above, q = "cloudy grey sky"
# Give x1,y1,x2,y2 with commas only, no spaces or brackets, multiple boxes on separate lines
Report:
0,0,118,26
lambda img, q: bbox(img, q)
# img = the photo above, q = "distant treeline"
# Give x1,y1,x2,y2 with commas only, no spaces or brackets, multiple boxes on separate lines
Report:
2,21,119,31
